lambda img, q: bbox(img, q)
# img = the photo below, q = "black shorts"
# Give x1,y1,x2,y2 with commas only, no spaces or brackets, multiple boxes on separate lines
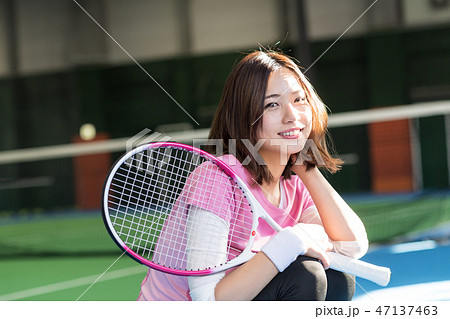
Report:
252,255,355,301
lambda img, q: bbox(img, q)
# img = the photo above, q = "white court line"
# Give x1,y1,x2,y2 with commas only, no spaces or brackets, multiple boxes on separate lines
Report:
0,266,145,301
355,280,450,301
389,240,437,254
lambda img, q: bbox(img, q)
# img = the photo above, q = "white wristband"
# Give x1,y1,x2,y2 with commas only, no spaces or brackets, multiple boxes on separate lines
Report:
260,226,307,272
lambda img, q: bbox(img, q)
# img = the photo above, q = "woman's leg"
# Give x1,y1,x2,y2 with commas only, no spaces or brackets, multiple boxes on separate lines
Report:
252,256,355,301
325,269,355,301
253,256,327,301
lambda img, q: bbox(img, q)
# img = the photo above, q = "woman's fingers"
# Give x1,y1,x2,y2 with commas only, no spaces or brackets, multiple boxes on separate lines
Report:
306,248,331,269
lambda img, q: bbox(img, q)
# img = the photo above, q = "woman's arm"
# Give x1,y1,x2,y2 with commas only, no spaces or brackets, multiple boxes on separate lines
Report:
299,206,368,259
292,165,367,243
214,252,278,301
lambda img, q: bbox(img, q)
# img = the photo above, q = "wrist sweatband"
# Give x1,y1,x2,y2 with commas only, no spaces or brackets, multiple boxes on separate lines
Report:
261,226,307,272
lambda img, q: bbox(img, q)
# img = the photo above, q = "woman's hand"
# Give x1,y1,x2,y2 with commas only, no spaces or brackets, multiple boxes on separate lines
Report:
261,223,333,271
289,153,310,177
293,223,333,268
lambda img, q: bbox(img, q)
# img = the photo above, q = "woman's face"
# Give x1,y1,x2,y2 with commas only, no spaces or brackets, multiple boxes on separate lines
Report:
257,67,313,161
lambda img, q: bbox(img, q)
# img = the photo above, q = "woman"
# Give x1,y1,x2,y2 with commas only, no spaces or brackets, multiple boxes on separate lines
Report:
138,50,368,301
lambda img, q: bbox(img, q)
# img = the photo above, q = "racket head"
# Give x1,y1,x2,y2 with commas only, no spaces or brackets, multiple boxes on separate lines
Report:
102,142,259,275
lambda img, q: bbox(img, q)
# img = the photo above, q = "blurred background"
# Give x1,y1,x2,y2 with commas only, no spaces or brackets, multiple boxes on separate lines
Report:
0,0,449,301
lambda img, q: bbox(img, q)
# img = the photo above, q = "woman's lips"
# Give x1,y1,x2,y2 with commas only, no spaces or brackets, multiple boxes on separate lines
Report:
277,128,303,138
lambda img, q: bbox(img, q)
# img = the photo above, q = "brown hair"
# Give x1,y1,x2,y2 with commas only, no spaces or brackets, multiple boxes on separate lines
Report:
208,50,342,184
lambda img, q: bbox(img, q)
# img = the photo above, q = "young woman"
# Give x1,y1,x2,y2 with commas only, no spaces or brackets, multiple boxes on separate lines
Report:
138,50,368,301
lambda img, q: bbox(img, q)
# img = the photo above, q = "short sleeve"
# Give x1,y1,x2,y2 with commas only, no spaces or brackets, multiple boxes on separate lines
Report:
183,161,237,224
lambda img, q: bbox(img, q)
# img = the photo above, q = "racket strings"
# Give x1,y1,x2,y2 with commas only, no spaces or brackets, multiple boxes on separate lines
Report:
187,161,254,266
181,166,253,270
115,160,142,245
152,148,206,268
157,158,231,269
109,149,182,258
136,148,200,261
107,146,254,271
111,153,200,209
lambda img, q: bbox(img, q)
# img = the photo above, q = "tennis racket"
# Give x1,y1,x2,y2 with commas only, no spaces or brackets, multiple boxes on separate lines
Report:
102,141,391,286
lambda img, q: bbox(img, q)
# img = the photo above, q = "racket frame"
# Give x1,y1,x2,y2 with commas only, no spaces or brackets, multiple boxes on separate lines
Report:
102,141,267,275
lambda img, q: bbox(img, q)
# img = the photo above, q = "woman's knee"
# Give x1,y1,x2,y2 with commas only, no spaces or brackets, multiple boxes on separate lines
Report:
325,269,355,301
284,256,328,300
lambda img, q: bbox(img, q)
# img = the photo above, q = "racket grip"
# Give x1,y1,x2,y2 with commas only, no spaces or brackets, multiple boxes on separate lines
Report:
327,252,391,286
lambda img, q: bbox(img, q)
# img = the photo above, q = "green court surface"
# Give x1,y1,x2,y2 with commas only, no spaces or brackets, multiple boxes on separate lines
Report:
0,211,149,301
0,255,147,301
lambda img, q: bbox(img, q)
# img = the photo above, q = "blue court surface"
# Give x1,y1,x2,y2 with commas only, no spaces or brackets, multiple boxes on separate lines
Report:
354,239,450,301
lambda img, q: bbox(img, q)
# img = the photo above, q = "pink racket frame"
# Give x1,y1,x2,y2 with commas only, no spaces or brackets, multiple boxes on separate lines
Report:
102,141,259,276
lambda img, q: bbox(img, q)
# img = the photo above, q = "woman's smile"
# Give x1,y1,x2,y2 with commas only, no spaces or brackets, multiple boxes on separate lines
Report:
277,127,304,138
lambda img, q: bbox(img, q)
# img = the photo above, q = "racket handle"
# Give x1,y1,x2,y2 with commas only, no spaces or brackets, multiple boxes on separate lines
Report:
327,252,391,286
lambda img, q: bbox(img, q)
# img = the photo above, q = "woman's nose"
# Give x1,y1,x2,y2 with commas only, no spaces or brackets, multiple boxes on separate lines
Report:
283,103,300,123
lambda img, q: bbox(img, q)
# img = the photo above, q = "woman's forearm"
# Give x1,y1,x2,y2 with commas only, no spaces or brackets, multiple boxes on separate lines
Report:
297,167,366,242
214,252,278,301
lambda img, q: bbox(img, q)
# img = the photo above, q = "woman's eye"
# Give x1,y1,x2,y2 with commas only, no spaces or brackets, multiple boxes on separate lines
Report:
265,102,278,109
295,96,307,104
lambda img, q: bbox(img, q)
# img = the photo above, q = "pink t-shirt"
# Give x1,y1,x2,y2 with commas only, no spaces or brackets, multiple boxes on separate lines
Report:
137,154,316,301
